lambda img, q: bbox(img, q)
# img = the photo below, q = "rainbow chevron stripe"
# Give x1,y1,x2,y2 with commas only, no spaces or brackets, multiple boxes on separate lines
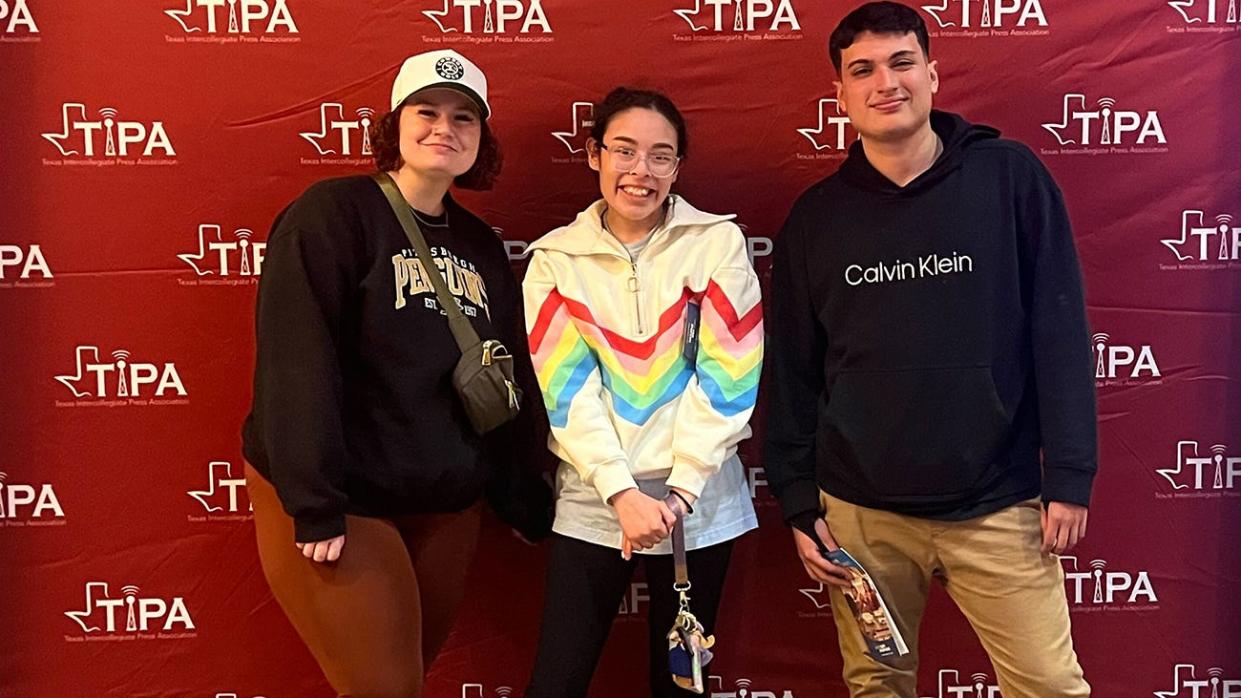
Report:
696,281,763,416
529,282,762,427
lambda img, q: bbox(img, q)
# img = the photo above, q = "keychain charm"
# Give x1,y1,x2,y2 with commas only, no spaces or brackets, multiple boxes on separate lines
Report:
664,495,716,693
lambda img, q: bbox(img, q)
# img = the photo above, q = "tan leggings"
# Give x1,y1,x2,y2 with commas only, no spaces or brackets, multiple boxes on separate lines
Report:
246,464,481,698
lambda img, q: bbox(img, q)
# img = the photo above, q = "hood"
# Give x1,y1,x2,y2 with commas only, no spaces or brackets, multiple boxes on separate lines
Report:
838,110,1001,197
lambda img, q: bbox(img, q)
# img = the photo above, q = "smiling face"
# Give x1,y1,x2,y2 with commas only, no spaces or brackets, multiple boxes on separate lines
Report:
587,106,679,230
396,88,481,180
834,30,939,144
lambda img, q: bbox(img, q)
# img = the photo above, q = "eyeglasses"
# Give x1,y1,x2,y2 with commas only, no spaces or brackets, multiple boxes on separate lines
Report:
596,142,680,178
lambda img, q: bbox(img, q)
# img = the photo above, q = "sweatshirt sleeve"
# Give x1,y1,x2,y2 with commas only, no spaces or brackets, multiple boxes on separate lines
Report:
763,200,829,523
523,250,636,504
1018,154,1098,507
482,244,554,541
250,193,356,543
665,225,764,497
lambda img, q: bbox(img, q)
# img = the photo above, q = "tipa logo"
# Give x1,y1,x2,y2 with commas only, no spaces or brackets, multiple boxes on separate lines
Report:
796,98,857,160
461,685,515,698
178,224,265,283
188,461,252,519
1167,0,1240,25
0,472,65,526
739,226,774,268
1061,556,1158,609
504,241,528,262
54,345,188,403
65,582,195,636
0,244,53,285
920,669,1001,698
673,0,801,33
42,104,176,161
165,0,298,34
299,103,375,165
798,582,831,609
422,0,552,34
495,227,534,262
708,675,796,697
1092,333,1161,386
551,101,594,159
1161,211,1241,266
1156,664,1241,698
920,0,1047,28
796,581,833,619
746,465,771,501
1,0,38,35
1041,94,1167,155
1157,441,1241,496
618,582,649,616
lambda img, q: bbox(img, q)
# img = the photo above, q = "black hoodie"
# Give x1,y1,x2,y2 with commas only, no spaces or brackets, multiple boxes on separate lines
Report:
242,175,551,543
765,111,1097,525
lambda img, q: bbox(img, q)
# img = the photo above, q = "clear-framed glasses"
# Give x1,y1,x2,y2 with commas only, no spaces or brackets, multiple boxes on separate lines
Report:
597,142,681,178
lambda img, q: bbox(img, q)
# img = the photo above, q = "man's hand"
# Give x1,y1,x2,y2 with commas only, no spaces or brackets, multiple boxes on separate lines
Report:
1041,502,1088,555
611,488,676,560
792,517,852,588
296,534,345,563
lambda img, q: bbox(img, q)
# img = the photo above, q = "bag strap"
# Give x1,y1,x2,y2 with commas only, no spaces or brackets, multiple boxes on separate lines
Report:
372,172,480,352
666,495,691,592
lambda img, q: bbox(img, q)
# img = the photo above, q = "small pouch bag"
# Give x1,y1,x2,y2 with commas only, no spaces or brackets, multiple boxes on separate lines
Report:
373,173,521,435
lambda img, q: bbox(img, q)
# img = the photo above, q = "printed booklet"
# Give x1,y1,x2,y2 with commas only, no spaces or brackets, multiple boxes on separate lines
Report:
823,547,910,662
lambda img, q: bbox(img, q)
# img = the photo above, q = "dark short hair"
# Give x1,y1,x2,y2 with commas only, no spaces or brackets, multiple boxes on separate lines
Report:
829,2,930,74
369,106,502,191
589,87,689,160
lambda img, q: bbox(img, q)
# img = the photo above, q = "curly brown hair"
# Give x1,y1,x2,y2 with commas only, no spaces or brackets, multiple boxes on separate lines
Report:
369,106,502,191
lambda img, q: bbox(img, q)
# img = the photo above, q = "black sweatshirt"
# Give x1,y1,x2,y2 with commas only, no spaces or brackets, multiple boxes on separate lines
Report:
765,111,1097,527
243,175,550,543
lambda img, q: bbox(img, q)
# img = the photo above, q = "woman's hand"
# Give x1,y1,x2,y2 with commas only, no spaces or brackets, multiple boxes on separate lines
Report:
296,535,345,563
668,486,697,509
610,488,676,559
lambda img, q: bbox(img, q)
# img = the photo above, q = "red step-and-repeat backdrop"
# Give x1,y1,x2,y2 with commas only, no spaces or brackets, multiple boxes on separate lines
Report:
2,1,1239,696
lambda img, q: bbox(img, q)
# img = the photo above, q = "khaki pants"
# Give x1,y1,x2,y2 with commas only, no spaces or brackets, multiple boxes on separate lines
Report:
823,493,1089,698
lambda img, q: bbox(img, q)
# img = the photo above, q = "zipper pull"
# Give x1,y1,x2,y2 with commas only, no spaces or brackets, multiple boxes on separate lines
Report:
481,340,493,366
630,263,643,335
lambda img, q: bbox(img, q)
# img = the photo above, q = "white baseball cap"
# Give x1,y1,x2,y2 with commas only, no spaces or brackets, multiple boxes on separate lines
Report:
390,49,491,119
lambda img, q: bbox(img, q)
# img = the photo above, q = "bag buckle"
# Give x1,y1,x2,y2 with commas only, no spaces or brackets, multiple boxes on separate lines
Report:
481,339,512,367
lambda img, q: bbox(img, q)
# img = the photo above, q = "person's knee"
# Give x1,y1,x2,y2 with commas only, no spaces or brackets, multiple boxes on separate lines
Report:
999,661,1089,698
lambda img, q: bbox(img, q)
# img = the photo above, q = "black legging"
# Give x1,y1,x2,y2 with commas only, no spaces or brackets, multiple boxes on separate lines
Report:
525,533,736,697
